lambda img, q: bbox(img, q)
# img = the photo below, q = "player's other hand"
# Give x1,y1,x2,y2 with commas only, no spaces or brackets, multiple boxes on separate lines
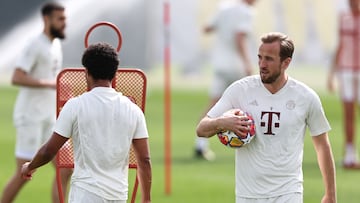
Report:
327,75,335,93
321,194,336,203
21,162,36,180
327,68,337,93
42,79,57,89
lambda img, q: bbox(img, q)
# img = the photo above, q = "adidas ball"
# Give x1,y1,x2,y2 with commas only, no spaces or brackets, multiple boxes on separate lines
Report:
217,110,256,148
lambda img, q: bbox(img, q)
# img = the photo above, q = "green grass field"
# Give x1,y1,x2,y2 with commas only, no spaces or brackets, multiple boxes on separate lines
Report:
1,82,360,202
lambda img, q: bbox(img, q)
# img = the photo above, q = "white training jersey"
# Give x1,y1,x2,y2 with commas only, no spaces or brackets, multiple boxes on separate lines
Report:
207,75,331,198
13,33,62,126
208,0,255,73
54,87,149,201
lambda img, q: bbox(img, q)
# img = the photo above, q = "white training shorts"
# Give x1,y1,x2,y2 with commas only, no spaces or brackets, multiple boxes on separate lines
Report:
236,192,302,203
337,70,360,102
210,70,245,99
69,185,126,203
15,120,54,160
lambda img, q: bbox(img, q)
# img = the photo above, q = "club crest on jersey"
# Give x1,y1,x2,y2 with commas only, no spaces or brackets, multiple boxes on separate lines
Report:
286,100,296,110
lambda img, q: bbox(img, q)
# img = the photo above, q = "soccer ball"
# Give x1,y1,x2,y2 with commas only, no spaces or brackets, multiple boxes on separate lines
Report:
217,109,256,148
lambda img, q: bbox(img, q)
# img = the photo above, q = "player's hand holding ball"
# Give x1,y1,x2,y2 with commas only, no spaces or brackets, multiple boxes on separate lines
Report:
217,109,255,148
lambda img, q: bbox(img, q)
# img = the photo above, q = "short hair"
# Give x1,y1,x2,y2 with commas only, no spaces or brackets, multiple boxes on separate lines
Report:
41,2,65,16
82,43,119,81
260,32,294,61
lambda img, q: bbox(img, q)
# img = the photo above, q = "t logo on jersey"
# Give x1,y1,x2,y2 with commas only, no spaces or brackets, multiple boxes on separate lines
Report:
260,111,280,135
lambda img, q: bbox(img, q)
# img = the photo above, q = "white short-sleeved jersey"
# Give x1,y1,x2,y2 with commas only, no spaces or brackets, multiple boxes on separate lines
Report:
54,87,149,201
208,75,331,198
208,1,255,74
13,33,63,125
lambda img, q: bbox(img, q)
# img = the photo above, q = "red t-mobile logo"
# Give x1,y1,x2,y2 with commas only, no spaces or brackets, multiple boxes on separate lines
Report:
260,111,280,135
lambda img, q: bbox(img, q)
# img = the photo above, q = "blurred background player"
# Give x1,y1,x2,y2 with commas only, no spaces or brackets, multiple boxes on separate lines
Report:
327,0,360,169
21,43,152,203
194,0,257,160
196,32,337,202
0,2,72,203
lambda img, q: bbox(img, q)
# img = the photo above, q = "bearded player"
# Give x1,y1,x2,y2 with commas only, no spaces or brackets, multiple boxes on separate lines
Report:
197,32,336,203
1,2,71,203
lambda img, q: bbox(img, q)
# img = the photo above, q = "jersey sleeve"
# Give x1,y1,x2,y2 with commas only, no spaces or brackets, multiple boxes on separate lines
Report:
306,93,331,136
133,106,149,140
206,1,229,29
234,11,253,33
207,82,239,118
15,40,38,73
54,98,77,138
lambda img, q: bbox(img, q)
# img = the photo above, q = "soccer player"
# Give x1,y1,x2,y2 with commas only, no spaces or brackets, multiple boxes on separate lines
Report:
196,32,337,203
327,0,360,169
20,43,152,203
195,0,257,160
1,2,71,203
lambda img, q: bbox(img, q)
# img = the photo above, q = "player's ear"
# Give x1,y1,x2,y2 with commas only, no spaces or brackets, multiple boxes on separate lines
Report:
84,69,89,79
43,15,50,25
282,57,292,69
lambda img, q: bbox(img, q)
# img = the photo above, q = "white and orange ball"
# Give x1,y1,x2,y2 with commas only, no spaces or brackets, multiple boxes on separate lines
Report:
217,109,256,148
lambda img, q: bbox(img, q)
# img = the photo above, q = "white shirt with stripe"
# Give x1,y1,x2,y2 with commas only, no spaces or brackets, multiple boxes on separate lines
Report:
338,12,360,71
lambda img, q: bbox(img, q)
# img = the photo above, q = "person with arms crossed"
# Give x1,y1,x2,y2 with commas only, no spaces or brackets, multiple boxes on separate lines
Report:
1,2,71,203
327,0,360,169
195,0,257,160
197,32,337,203
21,43,152,203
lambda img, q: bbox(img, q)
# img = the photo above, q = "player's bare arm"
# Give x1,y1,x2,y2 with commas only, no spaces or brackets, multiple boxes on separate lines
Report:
312,133,337,203
327,41,342,93
196,113,251,138
21,132,68,179
12,68,56,89
132,138,152,203
235,32,252,75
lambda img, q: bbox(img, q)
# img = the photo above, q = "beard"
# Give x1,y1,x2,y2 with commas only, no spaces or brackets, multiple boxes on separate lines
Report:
260,68,281,84
50,25,65,39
